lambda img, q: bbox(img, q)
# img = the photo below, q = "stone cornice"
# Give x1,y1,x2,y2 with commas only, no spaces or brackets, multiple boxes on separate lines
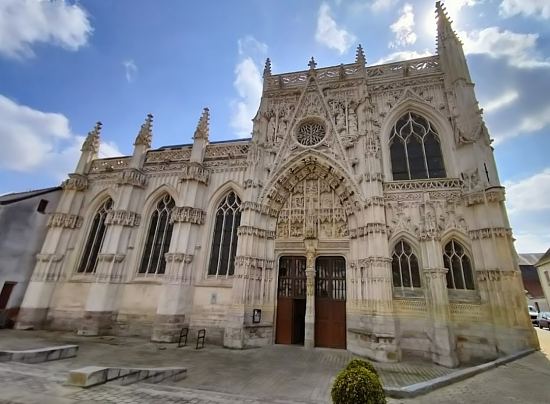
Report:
234,256,275,270
170,206,206,225
105,210,141,227
47,213,83,229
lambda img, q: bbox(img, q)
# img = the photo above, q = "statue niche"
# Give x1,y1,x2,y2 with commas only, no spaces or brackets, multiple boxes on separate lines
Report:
276,173,348,240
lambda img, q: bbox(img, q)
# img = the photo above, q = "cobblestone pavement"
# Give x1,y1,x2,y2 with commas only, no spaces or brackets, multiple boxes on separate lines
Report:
389,327,550,404
0,328,548,403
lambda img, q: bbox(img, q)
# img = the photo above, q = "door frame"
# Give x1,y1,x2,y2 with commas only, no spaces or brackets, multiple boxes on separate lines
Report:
272,251,348,347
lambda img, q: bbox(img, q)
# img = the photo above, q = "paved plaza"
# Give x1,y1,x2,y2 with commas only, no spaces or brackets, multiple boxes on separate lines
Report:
0,328,549,403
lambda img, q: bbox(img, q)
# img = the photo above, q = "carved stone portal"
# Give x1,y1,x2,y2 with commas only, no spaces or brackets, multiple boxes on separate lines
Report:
276,173,348,240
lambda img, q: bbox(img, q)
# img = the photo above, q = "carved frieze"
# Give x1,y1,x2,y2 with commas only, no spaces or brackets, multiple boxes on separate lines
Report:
241,201,278,218
179,162,210,185
146,148,191,163
244,179,263,189
384,178,463,192
238,225,276,239
349,223,387,239
105,210,141,227
205,143,249,160
62,173,88,191
464,187,505,206
170,206,206,225
234,256,275,270
469,227,512,240
47,213,83,229
386,201,419,236
117,168,147,188
90,158,130,173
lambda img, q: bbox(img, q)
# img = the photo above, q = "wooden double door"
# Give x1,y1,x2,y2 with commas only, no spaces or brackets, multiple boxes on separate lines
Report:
275,256,346,349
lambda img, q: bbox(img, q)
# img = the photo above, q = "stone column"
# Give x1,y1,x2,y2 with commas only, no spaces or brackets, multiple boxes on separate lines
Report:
78,116,150,336
152,109,210,342
423,267,458,367
304,241,317,349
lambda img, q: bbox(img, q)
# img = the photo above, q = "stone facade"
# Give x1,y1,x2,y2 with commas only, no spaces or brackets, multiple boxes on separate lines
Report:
16,3,538,366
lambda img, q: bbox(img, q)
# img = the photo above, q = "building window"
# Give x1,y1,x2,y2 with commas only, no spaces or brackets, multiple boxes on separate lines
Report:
391,240,421,290
443,240,474,290
37,199,48,213
138,194,175,275
208,192,241,276
389,112,446,180
77,198,113,273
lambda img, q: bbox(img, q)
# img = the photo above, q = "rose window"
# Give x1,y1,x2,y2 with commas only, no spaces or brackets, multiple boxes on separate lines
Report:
296,120,326,146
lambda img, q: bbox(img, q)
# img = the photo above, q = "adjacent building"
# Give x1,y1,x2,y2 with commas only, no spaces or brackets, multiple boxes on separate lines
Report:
0,187,61,327
16,3,538,367
535,249,550,312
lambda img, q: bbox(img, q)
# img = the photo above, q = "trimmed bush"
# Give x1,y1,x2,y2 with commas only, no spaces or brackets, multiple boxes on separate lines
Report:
345,358,378,376
331,362,385,404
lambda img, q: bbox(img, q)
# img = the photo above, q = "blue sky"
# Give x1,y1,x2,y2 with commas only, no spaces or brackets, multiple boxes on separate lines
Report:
0,0,549,253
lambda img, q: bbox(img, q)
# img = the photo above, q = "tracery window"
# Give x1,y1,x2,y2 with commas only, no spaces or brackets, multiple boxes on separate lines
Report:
389,112,446,180
138,194,175,275
77,198,113,273
296,120,326,146
208,192,241,276
391,240,421,290
443,240,475,290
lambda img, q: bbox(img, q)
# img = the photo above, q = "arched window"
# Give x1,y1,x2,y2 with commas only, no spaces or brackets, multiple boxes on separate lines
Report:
389,112,446,180
391,240,421,290
77,198,113,273
139,194,175,275
443,240,474,290
208,191,241,276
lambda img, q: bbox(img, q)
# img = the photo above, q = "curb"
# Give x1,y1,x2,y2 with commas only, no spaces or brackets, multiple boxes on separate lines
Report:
384,348,535,398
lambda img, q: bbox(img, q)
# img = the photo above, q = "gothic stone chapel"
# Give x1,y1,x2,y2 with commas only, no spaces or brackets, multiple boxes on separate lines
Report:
17,3,537,367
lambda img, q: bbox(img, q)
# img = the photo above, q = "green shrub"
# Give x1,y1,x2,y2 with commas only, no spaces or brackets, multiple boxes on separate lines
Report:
345,358,378,376
331,365,385,404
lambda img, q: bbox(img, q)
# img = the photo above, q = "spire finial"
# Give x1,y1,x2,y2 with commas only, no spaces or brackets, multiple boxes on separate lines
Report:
81,121,102,153
435,1,461,45
194,108,210,140
355,44,366,66
263,58,272,77
134,113,153,147
308,56,317,70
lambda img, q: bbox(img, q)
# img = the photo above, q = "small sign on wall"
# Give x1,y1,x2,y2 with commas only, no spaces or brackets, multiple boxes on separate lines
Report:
252,309,261,324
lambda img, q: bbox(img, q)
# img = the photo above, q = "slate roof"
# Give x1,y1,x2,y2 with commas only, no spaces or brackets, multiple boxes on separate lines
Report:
0,186,62,205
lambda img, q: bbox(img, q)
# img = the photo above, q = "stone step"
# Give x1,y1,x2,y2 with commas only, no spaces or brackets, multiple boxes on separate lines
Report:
66,365,187,387
0,345,78,363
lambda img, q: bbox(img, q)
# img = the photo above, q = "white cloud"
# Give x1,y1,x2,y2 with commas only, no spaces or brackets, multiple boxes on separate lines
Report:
517,104,550,133
389,3,417,48
505,168,550,253
461,27,550,69
315,3,356,54
230,37,266,137
370,0,398,12
482,90,519,114
0,0,92,59
123,60,138,83
0,94,121,181
505,168,550,214
373,50,432,65
499,0,550,20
